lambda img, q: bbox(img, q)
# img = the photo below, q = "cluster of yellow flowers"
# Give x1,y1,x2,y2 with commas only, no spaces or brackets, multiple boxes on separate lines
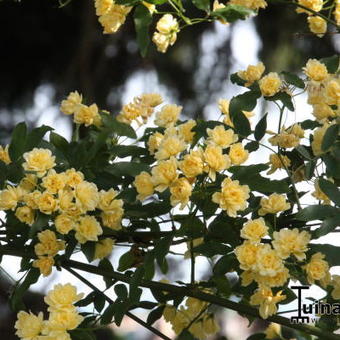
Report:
152,14,180,53
296,0,339,37
15,283,84,340
60,91,102,127
0,147,121,275
132,101,252,211
95,0,132,34
117,93,163,125
163,296,220,339
237,62,282,97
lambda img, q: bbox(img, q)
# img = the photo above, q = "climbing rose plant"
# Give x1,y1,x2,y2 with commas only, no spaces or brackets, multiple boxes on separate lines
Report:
0,54,339,339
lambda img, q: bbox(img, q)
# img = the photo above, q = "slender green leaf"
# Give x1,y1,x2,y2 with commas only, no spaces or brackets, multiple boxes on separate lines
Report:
134,5,152,57
9,122,27,161
318,178,340,206
321,124,339,152
254,113,267,141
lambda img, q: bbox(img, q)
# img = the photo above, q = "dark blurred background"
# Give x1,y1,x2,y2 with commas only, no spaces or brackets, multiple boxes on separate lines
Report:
0,0,338,338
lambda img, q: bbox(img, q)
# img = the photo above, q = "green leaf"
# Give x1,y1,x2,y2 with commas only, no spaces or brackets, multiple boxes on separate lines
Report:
312,215,340,239
281,71,305,89
10,268,40,311
213,275,231,297
70,329,97,340
301,119,320,130
103,115,137,139
319,55,339,73
94,293,106,313
9,122,27,161
192,241,231,257
147,305,165,325
25,125,53,151
105,162,150,177
318,178,340,206
134,5,152,57
192,0,210,12
116,0,141,5
130,267,145,303
111,145,147,158
81,242,96,263
323,154,340,179
213,254,237,275
143,0,166,4
267,92,294,111
321,124,339,152
211,4,253,23
29,213,50,238
118,251,135,272
101,304,115,325
246,334,266,340
295,205,339,221
254,113,267,141
245,141,259,152
154,235,173,272
98,258,115,289
304,160,316,180
296,145,312,160
50,132,69,154
230,72,247,87
115,284,128,300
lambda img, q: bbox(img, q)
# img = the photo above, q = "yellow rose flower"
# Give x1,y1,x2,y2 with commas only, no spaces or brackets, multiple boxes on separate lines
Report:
265,323,281,339
75,181,99,212
94,238,115,260
95,0,113,16
335,1,340,25
147,132,164,155
202,315,220,335
0,185,25,210
267,153,291,175
311,122,331,156
255,244,284,277
37,191,58,215
258,193,290,215
42,169,66,194
23,148,56,177
303,59,328,82
296,0,323,14
55,214,76,235
229,143,249,165
155,134,186,160
152,157,178,192
15,311,44,340
15,206,35,226
203,145,231,181
237,62,265,86
20,174,38,192
303,252,331,285
23,190,41,209
240,218,268,242
312,178,331,204
101,211,123,230
134,171,154,201
35,230,65,257
256,267,290,287
250,286,286,319
44,283,84,312
312,103,336,122
163,305,177,322
33,256,54,276
212,177,250,217
58,188,81,216
308,16,327,37
98,188,123,212
259,72,282,97
272,228,310,261
235,241,262,271
179,149,204,178
75,215,103,244
230,0,267,10
64,168,84,187
177,119,196,143
46,310,83,331
170,177,192,209
268,132,300,149
74,103,101,127
0,144,11,164
206,125,238,148
98,4,132,34
60,91,82,115
324,78,340,106
155,104,182,128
